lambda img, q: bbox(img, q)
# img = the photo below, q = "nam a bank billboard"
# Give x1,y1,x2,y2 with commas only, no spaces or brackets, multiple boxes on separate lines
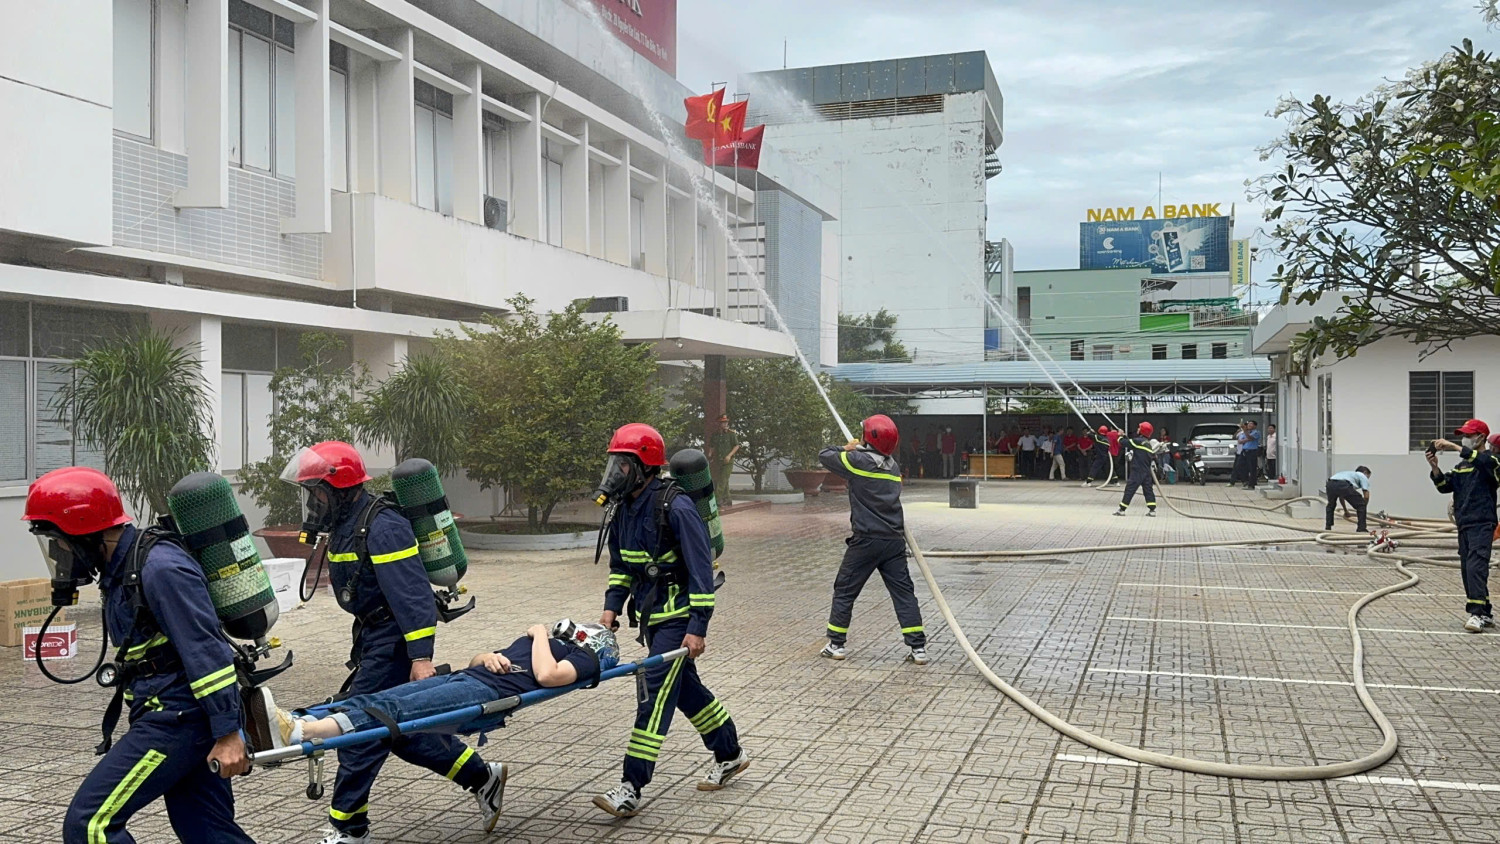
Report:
1080,205,1230,273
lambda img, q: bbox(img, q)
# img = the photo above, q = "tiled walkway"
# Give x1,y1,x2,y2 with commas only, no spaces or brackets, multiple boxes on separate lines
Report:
2,480,1495,842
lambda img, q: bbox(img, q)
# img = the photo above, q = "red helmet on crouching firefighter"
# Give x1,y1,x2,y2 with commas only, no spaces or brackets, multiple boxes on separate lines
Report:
594,423,667,505
861,414,899,456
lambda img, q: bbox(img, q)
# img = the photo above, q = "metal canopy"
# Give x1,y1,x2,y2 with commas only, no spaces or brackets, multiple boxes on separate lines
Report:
831,360,1274,404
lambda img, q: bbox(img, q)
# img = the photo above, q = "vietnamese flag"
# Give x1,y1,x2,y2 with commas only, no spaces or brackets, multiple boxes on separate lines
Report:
713,100,748,146
710,124,766,170
684,88,724,141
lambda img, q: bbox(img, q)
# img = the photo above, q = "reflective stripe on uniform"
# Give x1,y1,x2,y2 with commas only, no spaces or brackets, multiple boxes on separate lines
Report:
626,728,664,761
404,626,436,642
87,749,167,844
189,665,236,699
647,607,689,623
608,574,633,587
620,549,678,564
122,633,168,660
827,623,848,634
840,451,901,483
689,592,715,608
900,625,924,634
329,804,369,821
689,699,731,735
445,747,475,781
370,544,420,564
646,658,685,735
326,551,359,563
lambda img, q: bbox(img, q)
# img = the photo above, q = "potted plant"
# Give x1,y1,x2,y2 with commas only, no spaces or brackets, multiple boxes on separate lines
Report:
238,334,370,564
55,328,215,519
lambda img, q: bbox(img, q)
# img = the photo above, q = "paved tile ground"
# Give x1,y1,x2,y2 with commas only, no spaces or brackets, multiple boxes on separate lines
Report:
3,480,1498,843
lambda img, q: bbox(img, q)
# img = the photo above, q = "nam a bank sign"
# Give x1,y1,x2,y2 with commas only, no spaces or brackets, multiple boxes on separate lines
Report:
1086,203,1224,222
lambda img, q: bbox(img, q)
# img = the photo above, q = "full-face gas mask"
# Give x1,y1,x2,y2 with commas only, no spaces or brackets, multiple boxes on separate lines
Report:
28,525,107,608
550,617,621,670
280,450,361,545
593,454,648,506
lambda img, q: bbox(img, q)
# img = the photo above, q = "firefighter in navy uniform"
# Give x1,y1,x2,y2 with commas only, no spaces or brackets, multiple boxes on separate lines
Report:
282,442,505,843
23,467,255,844
1114,421,1160,517
818,414,928,664
592,423,748,818
1427,420,1500,633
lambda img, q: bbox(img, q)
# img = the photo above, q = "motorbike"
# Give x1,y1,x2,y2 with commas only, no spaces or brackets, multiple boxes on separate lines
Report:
1170,441,1206,485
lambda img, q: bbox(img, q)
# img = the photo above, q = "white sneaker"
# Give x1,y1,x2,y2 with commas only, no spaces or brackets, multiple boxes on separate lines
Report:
697,751,750,791
593,781,642,817
1146,510,1157,518
1464,615,1494,633
820,643,847,660
1081,482,1093,488
1112,510,1126,517
317,830,369,844
473,761,508,832
906,647,929,665
247,686,300,752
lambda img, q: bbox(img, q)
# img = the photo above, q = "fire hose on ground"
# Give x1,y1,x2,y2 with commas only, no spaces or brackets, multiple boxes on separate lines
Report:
900,473,1464,780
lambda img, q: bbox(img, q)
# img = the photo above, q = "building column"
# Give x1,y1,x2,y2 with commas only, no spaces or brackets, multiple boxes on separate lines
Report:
603,141,631,266
643,159,668,276
150,313,223,469
351,333,408,470
452,63,485,224
283,0,330,233
510,94,544,241
671,192,694,286
704,354,727,442
562,122,590,253
376,29,415,203
176,0,228,208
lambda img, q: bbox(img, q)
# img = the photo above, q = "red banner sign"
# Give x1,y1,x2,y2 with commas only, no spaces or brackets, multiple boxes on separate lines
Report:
586,0,677,76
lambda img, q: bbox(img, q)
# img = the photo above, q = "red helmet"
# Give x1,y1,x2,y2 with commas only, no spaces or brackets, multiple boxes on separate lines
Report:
1455,419,1491,438
22,467,133,536
285,441,372,489
1098,426,1109,435
1490,433,1500,449
608,423,666,467
861,414,899,455
1137,421,1154,437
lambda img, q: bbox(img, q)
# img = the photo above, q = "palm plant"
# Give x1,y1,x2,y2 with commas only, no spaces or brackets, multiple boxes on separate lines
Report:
54,329,214,517
356,352,470,475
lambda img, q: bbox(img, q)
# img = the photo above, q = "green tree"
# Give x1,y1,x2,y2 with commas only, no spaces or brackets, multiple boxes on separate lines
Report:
674,358,828,491
55,328,215,517
838,309,910,363
1252,35,1500,360
238,333,371,526
356,352,469,475
988,391,1070,415
440,296,664,530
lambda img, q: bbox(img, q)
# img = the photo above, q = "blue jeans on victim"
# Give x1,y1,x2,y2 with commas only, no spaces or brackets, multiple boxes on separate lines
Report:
331,672,495,734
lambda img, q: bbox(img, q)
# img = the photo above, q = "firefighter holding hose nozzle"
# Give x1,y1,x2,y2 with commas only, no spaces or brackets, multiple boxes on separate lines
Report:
1114,421,1161,517
1428,419,1500,633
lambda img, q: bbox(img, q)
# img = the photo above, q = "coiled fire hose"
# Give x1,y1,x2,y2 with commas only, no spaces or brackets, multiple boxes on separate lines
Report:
900,474,1463,780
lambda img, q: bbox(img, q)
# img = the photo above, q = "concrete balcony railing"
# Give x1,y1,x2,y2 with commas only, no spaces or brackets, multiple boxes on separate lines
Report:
326,192,716,314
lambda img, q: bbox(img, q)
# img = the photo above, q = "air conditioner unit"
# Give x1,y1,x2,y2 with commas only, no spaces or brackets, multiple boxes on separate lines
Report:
575,296,629,313
482,195,507,232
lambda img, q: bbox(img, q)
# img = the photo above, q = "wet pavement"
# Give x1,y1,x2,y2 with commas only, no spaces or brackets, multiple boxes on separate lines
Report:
2,480,1497,843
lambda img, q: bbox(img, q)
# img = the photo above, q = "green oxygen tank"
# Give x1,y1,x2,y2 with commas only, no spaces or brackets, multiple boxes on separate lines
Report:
167,472,279,641
390,458,466,589
669,448,724,561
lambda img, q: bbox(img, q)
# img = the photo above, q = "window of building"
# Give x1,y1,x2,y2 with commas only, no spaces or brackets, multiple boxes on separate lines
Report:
0,303,146,485
1409,371,1474,450
113,0,154,139
696,224,711,286
1017,287,1031,334
1211,342,1228,359
1092,344,1113,361
228,0,296,177
330,69,348,191
1151,344,1167,360
220,324,352,471
631,194,646,269
1181,343,1198,360
1070,339,1084,361
415,80,455,215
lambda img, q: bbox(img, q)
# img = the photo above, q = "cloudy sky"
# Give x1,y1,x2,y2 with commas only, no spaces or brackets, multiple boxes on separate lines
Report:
676,0,1496,291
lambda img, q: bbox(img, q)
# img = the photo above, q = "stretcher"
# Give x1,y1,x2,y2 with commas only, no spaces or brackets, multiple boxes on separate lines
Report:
225,647,688,798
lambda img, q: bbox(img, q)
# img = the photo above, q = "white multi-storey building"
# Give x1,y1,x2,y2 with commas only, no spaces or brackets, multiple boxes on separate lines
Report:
0,0,835,578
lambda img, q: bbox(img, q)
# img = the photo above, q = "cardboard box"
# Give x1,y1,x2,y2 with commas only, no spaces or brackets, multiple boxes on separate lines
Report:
23,624,77,660
1,579,64,647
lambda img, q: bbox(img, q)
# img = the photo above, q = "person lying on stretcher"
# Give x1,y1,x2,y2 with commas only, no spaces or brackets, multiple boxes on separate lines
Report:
248,620,619,751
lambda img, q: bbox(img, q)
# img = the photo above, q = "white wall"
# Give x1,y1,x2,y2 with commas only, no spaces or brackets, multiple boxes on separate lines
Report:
766,92,990,365
0,0,113,245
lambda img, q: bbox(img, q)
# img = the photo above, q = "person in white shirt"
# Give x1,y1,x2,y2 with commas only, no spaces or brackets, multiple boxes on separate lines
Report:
1018,431,1039,479
1265,424,1279,480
